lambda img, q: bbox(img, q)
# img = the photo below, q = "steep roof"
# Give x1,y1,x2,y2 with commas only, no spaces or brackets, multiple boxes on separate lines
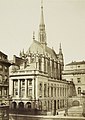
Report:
26,40,43,54
46,46,57,59
26,40,57,60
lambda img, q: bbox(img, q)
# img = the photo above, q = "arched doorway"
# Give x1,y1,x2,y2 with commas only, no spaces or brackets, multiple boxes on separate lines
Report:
25,102,31,109
72,100,80,106
11,102,17,109
18,102,24,109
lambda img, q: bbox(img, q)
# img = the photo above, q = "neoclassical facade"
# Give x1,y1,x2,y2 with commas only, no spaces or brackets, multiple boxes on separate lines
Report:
9,1,68,114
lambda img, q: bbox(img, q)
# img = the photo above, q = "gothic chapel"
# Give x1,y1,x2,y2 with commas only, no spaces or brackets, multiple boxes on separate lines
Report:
9,0,68,114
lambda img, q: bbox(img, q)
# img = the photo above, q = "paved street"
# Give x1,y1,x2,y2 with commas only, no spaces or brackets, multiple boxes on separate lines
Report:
9,106,85,120
9,114,85,120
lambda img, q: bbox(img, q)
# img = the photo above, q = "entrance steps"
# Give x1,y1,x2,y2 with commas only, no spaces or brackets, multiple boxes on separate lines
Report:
68,106,83,117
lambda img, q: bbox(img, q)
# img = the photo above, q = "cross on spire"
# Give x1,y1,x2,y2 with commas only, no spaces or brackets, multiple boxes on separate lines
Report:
40,0,44,25
41,0,43,8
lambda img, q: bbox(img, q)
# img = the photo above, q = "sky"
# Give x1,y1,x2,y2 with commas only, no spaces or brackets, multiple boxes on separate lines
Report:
0,0,85,64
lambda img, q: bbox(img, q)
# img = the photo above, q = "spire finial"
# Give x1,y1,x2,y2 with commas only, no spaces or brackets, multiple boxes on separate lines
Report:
20,50,22,57
59,43,62,54
60,43,61,49
23,49,24,54
33,31,35,40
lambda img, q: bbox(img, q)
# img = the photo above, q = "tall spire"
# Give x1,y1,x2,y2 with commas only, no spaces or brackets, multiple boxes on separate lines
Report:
59,43,64,71
40,0,44,25
38,0,47,46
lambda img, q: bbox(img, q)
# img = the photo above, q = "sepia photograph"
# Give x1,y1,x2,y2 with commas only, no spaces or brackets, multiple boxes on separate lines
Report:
0,0,85,119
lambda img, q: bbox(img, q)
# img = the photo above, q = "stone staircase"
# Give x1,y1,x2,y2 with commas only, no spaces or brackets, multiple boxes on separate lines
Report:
68,106,83,117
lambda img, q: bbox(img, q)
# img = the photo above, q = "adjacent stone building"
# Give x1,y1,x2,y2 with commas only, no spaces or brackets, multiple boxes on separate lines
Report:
9,1,68,114
0,51,11,105
63,61,85,106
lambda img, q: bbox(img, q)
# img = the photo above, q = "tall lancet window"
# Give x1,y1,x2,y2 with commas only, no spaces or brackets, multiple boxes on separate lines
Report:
39,58,42,71
44,58,46,72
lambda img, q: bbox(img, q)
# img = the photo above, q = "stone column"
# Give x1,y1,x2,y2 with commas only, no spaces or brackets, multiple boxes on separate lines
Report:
81,91,85,117
28,54,31,64
18,80,20,97
9,79,13,96
49,84,51,97
36,77,38,99
32,78,35,100
25,79,27,98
